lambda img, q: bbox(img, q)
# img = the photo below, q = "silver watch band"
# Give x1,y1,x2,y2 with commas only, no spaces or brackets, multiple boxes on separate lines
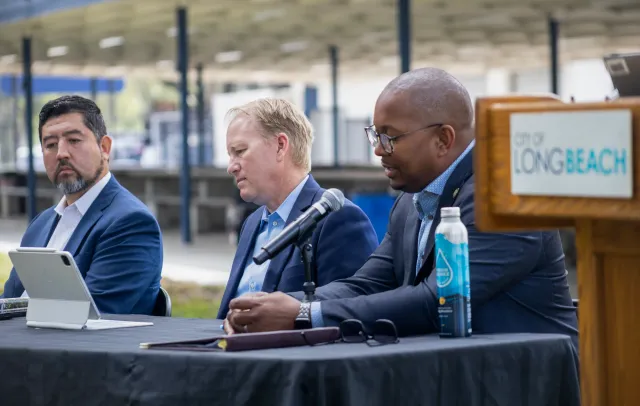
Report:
298,301,311,319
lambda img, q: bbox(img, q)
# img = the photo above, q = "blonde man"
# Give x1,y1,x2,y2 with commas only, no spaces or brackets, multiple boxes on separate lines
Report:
217,98,379,319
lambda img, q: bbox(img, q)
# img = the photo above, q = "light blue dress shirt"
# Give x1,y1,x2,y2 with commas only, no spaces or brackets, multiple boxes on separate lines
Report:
234,175,309,299
413,139,475,273
310,140,475,327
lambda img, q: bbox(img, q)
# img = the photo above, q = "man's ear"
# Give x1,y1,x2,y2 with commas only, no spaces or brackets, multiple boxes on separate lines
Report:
100,135,113,161
275,133,289,162
436,125,456,157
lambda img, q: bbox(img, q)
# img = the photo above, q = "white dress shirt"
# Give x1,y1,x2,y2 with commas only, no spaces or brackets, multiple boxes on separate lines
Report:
21,172,112,298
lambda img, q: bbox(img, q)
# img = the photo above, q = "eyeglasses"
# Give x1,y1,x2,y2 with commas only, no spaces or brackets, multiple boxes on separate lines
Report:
339,318,399,346
364,123,442,154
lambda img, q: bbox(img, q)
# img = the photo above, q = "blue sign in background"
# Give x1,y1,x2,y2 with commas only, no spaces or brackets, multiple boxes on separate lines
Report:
0,75,124,95
0,0,115,25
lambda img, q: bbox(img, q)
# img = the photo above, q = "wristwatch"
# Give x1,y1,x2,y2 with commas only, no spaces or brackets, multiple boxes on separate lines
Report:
294,301,313,330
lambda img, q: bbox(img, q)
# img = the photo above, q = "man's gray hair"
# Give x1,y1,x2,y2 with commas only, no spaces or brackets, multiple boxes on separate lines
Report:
226,98,314,172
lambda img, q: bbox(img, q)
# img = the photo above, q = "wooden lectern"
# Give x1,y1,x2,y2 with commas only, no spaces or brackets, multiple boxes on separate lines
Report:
474,95,640,406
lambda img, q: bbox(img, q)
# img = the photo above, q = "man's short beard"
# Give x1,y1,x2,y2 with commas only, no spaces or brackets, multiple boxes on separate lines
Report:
56,159,104,196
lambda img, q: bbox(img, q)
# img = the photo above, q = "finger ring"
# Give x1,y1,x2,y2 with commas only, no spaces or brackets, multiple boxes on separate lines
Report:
243,325,249,334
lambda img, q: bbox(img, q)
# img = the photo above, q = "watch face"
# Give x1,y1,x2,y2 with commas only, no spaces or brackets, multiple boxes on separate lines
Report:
294,318,312,330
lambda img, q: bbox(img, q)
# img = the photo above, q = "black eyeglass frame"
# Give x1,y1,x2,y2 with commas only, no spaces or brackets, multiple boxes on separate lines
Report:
339,318,400,347
364,123,443,154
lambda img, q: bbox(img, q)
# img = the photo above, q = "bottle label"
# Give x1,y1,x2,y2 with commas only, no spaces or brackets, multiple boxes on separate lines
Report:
435,234,471,337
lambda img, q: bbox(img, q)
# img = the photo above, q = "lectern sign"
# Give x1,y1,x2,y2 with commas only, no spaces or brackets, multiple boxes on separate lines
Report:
510,109,633,198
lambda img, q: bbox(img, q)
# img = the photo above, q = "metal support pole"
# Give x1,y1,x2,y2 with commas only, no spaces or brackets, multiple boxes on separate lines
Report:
398,0,411,74
303,86,318,118
329,45,339,167
177,6,191,244
549,16,559,95
22,37,36,221
108,79,116,130
90,77,98,101
11,75,19,168
196,63,206,166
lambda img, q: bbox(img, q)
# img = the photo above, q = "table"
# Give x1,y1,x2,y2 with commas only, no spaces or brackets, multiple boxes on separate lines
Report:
0,315,580,406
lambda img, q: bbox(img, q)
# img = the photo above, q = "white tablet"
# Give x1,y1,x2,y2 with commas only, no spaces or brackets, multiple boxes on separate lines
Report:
8,247,153,330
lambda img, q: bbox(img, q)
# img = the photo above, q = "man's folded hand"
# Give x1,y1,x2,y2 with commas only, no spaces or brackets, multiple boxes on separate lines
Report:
223,292,268,334
226,292,300,333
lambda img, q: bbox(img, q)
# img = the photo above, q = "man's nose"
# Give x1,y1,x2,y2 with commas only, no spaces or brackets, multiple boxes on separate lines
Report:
56,142,71,160
227,160,238,175
373,143,387,157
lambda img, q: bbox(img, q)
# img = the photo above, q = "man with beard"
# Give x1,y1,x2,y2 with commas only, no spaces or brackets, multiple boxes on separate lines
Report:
223,68,578,351
1,95,163,315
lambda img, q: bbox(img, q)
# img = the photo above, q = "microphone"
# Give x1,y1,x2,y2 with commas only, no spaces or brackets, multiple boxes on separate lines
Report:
253,188,345,265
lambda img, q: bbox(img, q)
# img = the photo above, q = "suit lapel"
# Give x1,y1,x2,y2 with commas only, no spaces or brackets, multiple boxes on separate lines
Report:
262,176,319,291
219,213,262,314
38,211,61,247
415,148,474,284
63,177,119,256
402,207,420,286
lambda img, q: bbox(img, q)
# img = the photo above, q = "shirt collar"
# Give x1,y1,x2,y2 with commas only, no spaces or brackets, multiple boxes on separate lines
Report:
413,139,475,214
55,172,112,216
261,174,310,223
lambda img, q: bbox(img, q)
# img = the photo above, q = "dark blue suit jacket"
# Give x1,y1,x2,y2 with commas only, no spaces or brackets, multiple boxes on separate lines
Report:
1,175,163,315
217,175,379,318
294,149,578,348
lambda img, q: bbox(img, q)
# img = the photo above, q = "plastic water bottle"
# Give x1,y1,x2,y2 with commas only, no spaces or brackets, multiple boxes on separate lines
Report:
434,207,471,338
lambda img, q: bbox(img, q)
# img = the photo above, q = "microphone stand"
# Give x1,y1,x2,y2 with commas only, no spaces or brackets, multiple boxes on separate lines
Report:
294,223,317,303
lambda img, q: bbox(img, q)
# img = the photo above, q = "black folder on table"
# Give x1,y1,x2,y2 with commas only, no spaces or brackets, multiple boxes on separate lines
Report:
140,327,341,352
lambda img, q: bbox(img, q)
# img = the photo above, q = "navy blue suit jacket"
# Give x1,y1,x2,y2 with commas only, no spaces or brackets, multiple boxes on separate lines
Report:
217,175,379,318
1,176,163,315
294,149,578,349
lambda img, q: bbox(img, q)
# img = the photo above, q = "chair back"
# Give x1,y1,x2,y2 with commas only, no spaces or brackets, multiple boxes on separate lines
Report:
152,287,172,317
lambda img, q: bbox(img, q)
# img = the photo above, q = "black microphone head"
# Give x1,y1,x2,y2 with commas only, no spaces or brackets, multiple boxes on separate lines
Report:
323,188,345,211
253,248,269,265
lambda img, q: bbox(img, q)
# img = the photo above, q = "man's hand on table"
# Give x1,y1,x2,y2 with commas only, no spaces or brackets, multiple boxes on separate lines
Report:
223,292,301,334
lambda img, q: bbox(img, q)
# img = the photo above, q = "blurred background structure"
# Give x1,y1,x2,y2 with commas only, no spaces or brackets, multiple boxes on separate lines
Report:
1,0,637,309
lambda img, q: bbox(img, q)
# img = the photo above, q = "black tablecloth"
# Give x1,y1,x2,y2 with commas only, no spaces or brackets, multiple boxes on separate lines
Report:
0,315,580,406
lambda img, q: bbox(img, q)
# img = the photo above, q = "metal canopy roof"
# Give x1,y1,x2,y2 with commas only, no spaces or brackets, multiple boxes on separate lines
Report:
0,0,639,82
